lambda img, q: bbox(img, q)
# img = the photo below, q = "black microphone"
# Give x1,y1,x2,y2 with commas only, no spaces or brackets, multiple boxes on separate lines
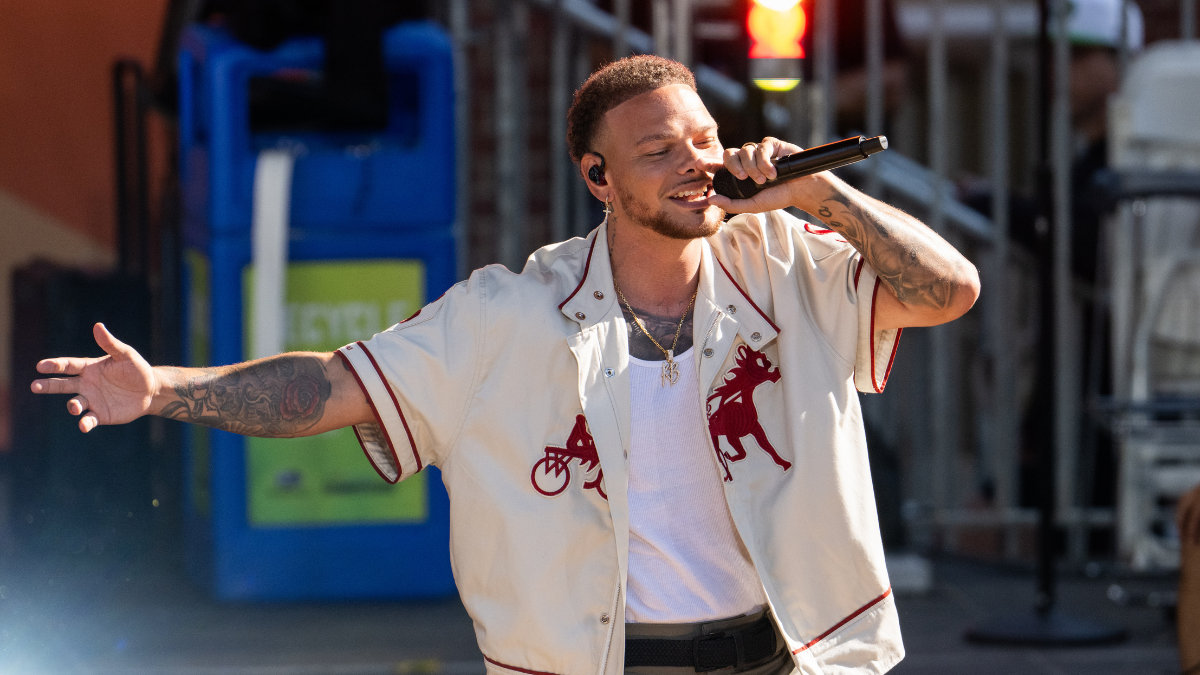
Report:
713,135,888,200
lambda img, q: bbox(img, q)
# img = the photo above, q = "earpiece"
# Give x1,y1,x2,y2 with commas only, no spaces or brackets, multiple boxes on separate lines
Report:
587,154,606,185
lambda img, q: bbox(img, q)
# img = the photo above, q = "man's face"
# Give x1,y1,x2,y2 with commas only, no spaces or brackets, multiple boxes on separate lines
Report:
596,85,726,240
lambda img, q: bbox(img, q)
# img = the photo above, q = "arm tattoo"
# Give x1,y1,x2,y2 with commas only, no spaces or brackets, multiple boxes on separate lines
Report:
621,305,695,361
159,355,332,437
817,194,957,311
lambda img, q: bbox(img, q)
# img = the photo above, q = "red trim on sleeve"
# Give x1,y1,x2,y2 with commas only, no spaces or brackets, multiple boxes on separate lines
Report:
714,257,782,333
869,281,882,393
867,279,903,393
557,235,598,310
484,656,563,675
357,341,423,472
882,328,902,391
792,587,893,654
335,349,402,484
804,222,836,235
854,258,866,287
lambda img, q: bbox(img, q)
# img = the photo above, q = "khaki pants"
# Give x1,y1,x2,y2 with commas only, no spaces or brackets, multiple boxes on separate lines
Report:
1182,541,1200,674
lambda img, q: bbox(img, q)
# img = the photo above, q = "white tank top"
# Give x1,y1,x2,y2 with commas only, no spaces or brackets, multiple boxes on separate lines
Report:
625,348,768,623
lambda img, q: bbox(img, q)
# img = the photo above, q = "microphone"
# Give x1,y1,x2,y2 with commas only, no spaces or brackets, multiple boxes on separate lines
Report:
713,135,888,200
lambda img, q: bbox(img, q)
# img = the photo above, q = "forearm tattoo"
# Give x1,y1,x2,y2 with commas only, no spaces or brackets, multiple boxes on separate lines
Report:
621,305,695,361
159,356,332,437
816,195,957,311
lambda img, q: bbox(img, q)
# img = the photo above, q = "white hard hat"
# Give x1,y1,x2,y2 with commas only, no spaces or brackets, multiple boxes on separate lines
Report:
1067,0,1144,51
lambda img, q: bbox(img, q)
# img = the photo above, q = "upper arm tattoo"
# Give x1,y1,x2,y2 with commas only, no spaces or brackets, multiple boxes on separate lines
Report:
817,195,956,311
160,355,332,437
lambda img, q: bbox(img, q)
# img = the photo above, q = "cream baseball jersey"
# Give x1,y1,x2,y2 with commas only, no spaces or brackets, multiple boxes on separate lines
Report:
336,209,905,675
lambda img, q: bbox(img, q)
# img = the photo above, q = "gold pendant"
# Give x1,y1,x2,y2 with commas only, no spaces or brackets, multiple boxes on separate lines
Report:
661,353,680,387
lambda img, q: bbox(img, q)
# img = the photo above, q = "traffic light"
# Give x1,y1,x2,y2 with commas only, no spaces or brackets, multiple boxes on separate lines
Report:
747,0,806,91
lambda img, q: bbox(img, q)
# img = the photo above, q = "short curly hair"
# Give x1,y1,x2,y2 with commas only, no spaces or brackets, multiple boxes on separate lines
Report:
566,55,697,163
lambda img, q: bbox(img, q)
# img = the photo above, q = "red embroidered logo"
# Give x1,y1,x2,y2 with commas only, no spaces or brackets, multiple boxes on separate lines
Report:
531,414,607,500
707,344,791,481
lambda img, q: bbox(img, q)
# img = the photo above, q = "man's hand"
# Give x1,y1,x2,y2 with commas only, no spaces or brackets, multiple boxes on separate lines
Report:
31,323,158,433
708,137,822,215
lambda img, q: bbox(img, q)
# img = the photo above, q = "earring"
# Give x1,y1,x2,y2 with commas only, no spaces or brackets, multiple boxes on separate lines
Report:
603,198,613,216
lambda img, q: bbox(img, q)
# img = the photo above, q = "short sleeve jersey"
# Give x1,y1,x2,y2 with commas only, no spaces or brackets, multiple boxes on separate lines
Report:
336,209,904,675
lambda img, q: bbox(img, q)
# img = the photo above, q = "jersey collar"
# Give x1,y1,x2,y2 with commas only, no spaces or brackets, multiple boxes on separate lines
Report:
558,218,781,349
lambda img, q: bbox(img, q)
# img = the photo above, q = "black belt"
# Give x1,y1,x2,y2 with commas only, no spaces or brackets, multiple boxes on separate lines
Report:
624,614,779,672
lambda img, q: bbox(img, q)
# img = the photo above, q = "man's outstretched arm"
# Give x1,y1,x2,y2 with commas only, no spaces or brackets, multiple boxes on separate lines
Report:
31,322,371,436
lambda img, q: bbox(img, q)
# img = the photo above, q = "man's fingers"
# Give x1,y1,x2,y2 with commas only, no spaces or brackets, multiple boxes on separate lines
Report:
67,395,89,416
79,413,100,433
737,145,770,184
94,323,134,360
753,140,779,180
723,148,748,180
30,377,81,395
708,193,760,215
762,136,802,158
754,149,776,181
36,357,95,375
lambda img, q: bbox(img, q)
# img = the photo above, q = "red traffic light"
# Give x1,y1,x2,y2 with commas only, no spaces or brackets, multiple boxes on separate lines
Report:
747,0,806,59
747,0,806,91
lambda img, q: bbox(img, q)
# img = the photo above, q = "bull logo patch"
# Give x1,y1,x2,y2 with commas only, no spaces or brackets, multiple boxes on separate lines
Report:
531,414,607,500
707,344,791,481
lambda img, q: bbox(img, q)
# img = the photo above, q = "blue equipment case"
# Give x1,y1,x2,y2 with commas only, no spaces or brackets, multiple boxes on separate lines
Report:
177,21,457,600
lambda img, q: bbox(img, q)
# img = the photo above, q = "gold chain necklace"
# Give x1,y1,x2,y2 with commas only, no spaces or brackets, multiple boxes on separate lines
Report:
614,283,698,387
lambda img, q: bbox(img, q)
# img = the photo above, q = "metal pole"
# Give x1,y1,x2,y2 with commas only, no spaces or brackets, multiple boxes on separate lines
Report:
988,0,1019,558
1184,0,1197,40
450,0,471,279
572,34,593,237
654,0,671,56
1051,0,1078,553
812,0,836,146
673,0,692,66
495,0,529,270
551,3,571,244
865,0,884,195
927,0,952,527
964,0,1124,645
786,84,807,152
614,0,630,58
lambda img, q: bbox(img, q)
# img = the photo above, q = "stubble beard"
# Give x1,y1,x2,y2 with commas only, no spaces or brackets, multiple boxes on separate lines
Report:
616,183,725,240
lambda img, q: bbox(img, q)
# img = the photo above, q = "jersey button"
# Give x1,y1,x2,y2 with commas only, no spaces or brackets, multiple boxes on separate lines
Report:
604,368,615,378
593,291,604,300
751,332,762,342
726,305,737,314
703,348,714,358
575,312,586,320
600,613,610,624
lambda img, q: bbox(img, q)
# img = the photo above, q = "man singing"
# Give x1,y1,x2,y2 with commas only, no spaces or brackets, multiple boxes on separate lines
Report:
32,56,978,674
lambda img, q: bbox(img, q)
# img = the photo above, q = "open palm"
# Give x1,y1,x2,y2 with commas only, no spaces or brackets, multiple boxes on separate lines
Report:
30,323,159,433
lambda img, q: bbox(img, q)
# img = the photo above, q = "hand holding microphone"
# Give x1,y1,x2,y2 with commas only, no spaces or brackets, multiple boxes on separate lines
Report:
712,135,888,204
